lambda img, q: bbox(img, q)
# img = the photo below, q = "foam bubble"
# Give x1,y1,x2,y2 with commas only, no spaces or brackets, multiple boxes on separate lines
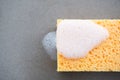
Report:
42,32,56,60
57,20,109,58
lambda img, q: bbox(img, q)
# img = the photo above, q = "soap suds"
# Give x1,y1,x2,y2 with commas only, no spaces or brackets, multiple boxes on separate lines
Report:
42,32,56,60
57,20,109,58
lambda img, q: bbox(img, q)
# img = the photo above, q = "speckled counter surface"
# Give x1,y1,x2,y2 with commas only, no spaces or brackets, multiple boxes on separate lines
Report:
0,0,120,80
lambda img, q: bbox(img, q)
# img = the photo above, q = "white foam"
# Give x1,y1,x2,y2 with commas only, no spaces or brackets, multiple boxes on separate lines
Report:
42,32,56,60
57,20,109,58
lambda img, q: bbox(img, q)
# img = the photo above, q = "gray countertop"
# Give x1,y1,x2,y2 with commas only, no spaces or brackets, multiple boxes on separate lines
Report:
0,0,120,80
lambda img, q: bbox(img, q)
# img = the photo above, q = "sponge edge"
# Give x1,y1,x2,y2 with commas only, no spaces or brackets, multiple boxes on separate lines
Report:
57,20,109,58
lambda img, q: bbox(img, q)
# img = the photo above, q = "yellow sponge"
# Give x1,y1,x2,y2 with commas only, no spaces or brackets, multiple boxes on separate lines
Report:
57,19,120,72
